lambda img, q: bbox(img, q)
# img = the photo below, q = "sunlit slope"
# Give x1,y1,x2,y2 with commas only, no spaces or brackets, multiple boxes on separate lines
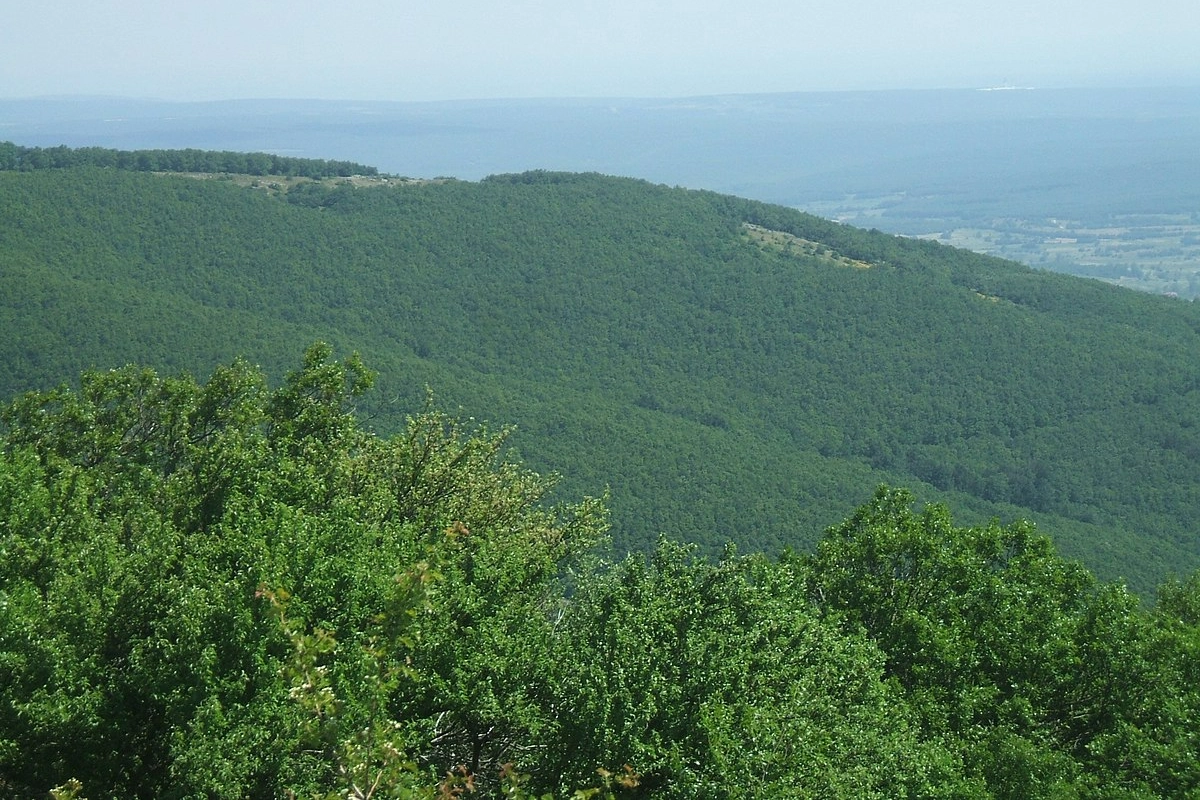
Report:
2,166,1198,591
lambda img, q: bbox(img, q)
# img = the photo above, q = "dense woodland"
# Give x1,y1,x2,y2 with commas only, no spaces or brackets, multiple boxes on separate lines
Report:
0,141,377,178
1,347,1197,797
2,147,1200,794
3,159,1199,593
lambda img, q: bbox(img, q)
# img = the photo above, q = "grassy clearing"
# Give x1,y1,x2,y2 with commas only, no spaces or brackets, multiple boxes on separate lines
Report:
743,223,874,269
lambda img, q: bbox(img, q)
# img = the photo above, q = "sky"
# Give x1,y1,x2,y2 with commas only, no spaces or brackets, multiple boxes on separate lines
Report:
3,1,1198,101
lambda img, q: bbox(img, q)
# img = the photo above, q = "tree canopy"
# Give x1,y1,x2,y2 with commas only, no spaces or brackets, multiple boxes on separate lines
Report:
2,160,1200,593
2,349,1197,797
0,140,377,177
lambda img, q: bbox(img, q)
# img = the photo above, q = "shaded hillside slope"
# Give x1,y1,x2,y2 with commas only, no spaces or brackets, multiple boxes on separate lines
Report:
2,165,1198,591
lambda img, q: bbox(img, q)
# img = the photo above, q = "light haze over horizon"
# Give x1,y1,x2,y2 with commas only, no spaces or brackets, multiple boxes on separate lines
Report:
3,1,1198,102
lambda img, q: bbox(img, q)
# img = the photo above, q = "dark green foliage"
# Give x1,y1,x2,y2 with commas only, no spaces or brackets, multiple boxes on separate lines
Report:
0,140,376,177
809,487,1095,725
2,157,1200,594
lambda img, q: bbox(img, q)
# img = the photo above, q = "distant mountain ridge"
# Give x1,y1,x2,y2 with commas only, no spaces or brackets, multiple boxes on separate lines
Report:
2,157,1198,592
6,87,1199,294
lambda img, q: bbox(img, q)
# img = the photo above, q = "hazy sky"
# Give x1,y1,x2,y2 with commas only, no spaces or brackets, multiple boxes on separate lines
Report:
4,1,1198,101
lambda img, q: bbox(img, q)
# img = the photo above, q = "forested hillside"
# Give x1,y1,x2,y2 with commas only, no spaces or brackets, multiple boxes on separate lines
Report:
0,140,377,177
2,158,1200,591
2,349,1198,797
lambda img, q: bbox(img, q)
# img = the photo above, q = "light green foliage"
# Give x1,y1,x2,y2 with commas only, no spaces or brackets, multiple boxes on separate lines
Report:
1063,583,1200,797
261,582,432,800
1,350,1198,796
544,539,965,798
1156,571,1200,626
807,486,1200,798
0,345,604,796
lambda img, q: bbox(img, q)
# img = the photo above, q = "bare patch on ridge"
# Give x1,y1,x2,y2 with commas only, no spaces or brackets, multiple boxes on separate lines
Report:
742,223,874,269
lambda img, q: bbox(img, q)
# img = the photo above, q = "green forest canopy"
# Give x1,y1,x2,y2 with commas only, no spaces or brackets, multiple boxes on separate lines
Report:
1,149,1199,597
0,140,377,177
2,348,1198,797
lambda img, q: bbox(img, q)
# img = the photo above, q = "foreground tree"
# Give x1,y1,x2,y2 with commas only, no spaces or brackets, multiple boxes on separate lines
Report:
0,344,603,797
807,486,1200,797
3,351,1197,797
542,539,967,798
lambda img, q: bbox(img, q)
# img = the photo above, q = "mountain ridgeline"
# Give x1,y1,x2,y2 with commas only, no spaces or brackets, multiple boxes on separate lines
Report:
0,139,378,177
2,158,1199,590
